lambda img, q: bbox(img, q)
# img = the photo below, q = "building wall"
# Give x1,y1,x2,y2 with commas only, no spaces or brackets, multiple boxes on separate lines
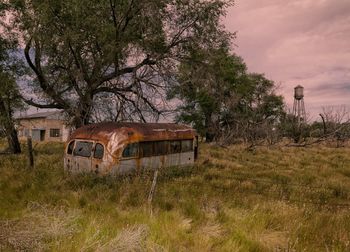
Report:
18,118,70,142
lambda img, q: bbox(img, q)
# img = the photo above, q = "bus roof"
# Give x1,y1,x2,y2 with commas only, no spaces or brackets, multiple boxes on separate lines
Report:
68,122,196,145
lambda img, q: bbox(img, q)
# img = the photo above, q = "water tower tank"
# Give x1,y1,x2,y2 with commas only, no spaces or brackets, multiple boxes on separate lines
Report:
294,85,304,100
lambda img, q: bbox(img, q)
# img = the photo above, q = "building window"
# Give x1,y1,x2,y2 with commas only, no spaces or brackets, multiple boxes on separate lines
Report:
50,128,60,137
94,143,104,159
122,143,139,158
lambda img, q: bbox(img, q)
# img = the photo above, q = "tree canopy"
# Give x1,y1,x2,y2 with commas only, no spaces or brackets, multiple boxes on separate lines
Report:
7,0,233,127
168,46,285,142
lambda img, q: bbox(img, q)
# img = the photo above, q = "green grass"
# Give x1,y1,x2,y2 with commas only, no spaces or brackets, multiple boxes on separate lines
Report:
1,142,350,251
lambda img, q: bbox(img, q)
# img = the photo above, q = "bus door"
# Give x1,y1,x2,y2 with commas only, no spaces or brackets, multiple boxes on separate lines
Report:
72,140,93,172
65,140,75,172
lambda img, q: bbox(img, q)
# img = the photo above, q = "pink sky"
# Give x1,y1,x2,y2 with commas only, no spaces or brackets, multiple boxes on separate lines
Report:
225,0,350,120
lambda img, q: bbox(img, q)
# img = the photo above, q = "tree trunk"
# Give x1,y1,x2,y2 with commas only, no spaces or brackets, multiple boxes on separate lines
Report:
7,127,21,154
205,112,219,143
319,113,327,135
71,104,92,129
0,99,21,154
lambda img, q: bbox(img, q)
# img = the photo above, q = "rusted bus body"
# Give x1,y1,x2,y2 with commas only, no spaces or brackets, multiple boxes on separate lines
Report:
64,122,198,175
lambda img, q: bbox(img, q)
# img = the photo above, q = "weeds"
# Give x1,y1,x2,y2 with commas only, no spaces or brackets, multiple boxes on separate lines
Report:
0,142,350,251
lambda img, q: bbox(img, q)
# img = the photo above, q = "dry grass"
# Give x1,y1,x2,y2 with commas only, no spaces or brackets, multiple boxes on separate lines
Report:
1,141,350,251
0,202,80,250
98,224,150,251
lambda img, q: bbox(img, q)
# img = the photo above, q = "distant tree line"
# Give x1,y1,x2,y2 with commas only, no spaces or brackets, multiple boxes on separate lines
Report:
286,106,350,147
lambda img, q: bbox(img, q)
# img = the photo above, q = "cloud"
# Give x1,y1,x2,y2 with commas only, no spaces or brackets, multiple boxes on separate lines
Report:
225,0,350,118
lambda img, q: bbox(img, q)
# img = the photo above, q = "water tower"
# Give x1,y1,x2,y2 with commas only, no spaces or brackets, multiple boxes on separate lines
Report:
292,85,306,126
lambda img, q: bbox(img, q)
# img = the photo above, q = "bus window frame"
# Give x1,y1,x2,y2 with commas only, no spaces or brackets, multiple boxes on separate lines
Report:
73,140,94,158
181,139,194,152
120,142,139,160
153,140,169,156
169,140,181,154
93,142,105,159
66,140,75,155
119,137,197,160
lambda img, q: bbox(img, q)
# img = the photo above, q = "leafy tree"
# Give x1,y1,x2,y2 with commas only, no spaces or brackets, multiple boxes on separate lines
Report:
168,46,246,141
169,47,285,142
7,0,232,128
229,73,284,125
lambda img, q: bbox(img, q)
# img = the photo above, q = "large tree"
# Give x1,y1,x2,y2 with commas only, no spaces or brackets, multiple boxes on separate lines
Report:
168,46,247,141
7,0,232,127
169,46,284,142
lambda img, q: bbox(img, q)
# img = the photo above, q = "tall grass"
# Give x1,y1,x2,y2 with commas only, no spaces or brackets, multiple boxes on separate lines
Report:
0,142,350,251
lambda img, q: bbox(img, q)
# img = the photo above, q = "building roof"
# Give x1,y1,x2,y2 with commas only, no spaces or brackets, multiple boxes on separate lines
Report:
16,111,63,120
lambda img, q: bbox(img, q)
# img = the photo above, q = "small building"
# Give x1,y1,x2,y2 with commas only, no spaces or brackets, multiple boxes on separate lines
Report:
17,111,71,142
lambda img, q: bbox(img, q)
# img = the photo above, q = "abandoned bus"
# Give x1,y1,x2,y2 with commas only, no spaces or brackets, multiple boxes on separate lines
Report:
64,122,198,175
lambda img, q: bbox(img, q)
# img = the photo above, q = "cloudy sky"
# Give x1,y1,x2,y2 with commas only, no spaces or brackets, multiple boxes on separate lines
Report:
225,0,350,120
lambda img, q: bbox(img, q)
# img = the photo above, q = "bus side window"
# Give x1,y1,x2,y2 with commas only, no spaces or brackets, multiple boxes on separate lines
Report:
140,142,153,157
67,141,75,155
181,139,193,152
154,141,168,156
94,143,104,159
169,140,181,154
122,143,139,158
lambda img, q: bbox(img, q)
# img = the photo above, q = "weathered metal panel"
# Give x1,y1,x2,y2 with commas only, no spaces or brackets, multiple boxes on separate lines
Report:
165,153,180,167
64,155,73,172
73,156,91,173
179,152,194,166
64,122,197,175
118,156,161,174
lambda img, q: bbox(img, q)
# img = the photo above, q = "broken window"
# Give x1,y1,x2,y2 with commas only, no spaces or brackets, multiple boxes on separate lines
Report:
73,141,93,157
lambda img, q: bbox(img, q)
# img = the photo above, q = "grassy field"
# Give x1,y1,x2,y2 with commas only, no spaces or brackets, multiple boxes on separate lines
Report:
1,142,350,251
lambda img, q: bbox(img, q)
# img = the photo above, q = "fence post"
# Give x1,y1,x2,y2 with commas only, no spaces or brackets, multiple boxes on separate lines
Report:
27,136,34,168
148,167,160,216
